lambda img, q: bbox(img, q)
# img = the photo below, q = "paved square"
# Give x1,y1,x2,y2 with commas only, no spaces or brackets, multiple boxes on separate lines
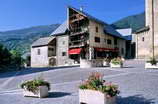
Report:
0,60,158,104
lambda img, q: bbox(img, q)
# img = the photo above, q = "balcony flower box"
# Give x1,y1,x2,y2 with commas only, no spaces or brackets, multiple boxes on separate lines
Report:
79,72,119,104
21,79,50,98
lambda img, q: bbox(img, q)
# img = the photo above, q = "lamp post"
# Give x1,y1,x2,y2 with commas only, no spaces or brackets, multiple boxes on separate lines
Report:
152,0,155,59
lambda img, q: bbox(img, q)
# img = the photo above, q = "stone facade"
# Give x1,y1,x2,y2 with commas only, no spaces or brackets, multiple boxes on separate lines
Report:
56,35,70,66
31,35,70,67
89,20,126,57
136,0,158,59
31,46,50,67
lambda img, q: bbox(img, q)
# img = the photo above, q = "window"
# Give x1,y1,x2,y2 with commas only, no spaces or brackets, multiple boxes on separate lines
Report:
48,47,54,51
104,39,106,43
62,52,67,56
142,37,144,41
107,39,112,45
37,49,41,55
63,41,65,45
95,37,100,43
96,26,98,33
114,38,117,45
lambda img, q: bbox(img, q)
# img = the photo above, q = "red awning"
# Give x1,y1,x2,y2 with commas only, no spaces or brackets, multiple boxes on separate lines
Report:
69,48,82,54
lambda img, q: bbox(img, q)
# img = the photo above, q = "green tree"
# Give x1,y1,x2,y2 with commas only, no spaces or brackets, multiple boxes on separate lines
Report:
0,44,11,68
10,50,24,69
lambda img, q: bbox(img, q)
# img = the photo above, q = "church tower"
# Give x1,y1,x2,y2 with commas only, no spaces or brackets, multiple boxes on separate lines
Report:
145,0,158,58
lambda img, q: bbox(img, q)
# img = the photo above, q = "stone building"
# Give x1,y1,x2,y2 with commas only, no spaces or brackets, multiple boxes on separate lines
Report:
31,6,128,67
31,21,70,67
117,28,136,59
31,37,56,67
68,7,126,63
135,0,158,59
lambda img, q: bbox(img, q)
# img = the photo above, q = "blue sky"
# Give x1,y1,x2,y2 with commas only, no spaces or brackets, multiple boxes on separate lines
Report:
0,0,145,31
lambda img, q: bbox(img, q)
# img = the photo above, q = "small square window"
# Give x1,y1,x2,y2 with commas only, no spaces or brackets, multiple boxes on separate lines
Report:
63,41,65,45
95,37,100,43
114,38,117,45
62,52,67,56
37,49,41,55
107,39,112,45
96,26,98,33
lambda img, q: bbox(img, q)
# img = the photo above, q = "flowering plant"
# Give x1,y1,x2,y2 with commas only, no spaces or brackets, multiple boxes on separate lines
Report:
21,78,50,93
111,57,123,65
103,57,111,63
79,72,119,97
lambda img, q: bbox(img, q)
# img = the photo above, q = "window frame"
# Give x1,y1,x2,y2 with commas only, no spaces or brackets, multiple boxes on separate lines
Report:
94,37,100,43
107,39,112,45
37,49,41,55
62,52,67,56
96,26,99,33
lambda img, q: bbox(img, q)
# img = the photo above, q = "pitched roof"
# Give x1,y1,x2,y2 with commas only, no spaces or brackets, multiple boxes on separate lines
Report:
32,36,55,47
49,6,125,39
104,25,125,39
116,28,132,40
135,26,150,34
116,28,132,36
68,6,125,39
50,21,68,36
68,6,107,25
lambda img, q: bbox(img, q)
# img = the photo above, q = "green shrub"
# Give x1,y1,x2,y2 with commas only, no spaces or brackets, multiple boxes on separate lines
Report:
111,58,122,65
79,72,119,97
147,58,157,65
21,79,50,93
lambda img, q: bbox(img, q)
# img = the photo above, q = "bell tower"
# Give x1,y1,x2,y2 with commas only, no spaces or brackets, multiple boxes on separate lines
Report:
146,0,158,58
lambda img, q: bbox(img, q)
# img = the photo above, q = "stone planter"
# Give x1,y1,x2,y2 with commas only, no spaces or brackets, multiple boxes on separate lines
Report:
79,89,116,104
145,62,158,69
110,63,123,68
80,59,103,68
103,61,110,67
80,59,93,68
23,86,49,98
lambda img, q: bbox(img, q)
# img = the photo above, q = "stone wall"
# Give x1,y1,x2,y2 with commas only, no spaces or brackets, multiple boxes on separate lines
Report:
88,20,126,57
136,31,151,59
56,35,70,66
31,46,49,67
136,0,158,59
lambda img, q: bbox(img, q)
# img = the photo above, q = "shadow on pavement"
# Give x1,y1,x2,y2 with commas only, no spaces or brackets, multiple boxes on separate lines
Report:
0,65,79,79
48,92,71,98
117,95,155,104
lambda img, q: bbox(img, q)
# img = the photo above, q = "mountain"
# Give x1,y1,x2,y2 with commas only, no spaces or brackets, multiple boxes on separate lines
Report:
0,24,60,54
112,12,145,32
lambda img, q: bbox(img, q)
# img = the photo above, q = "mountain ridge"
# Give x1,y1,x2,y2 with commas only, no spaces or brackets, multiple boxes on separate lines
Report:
0,24,60,54
111,12,145,32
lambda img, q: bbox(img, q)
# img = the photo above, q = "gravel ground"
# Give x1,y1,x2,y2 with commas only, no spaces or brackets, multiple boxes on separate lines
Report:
0,60,158,104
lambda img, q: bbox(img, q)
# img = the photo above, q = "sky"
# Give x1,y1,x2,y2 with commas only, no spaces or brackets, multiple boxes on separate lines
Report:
0,0,145,31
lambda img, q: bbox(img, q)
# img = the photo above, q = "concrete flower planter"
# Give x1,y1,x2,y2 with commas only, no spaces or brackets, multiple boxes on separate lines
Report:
103,61,110,67
80,59,103,68
145,62,158,69
110,63,123,68
79,89,116,104
23,86,49,98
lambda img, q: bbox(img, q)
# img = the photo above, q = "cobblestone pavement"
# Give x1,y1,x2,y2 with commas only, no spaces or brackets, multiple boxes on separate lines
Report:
0,60,158,104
